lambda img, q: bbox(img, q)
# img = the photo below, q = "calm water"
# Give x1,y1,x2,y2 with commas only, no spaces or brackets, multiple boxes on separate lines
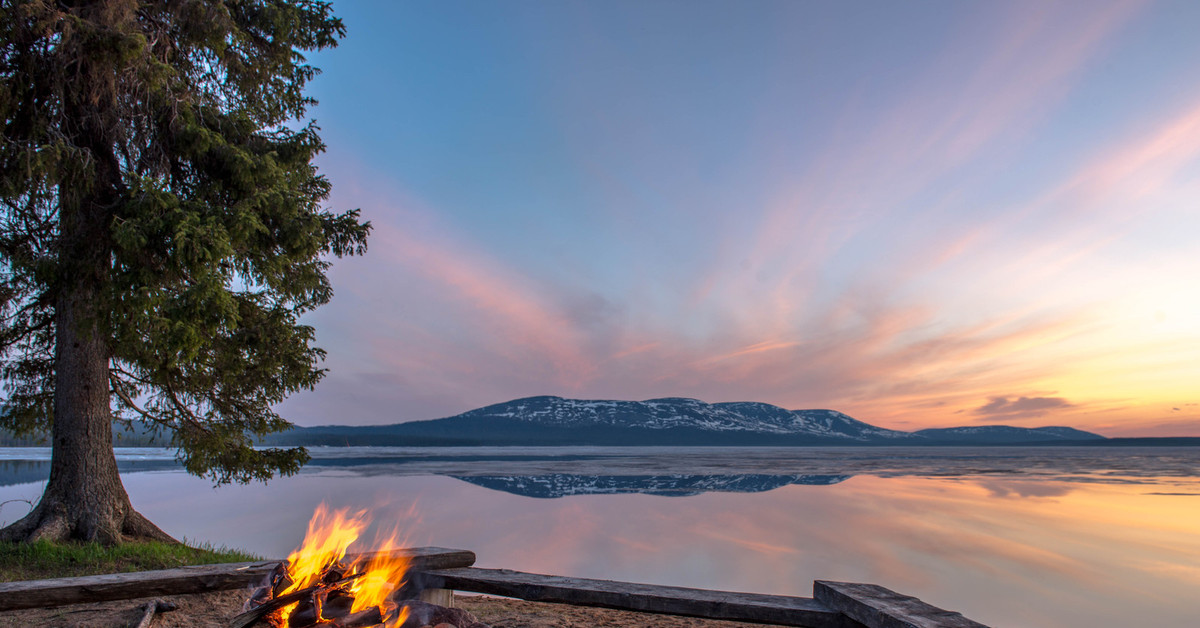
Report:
2,446,1199,627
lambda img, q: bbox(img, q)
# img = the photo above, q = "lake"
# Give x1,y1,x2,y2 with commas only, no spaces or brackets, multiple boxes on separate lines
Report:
3,446,1199,627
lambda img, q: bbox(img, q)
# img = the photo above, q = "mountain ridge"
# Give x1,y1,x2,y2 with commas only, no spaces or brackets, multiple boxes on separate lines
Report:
263,395,1106,447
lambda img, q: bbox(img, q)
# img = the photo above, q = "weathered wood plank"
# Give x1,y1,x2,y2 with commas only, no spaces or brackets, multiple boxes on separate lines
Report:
0,560,278,612
0,547,475,612
420,567,864,628
813,581,990,628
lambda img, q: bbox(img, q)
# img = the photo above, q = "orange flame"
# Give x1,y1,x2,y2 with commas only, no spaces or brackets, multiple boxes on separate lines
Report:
274,503,412,627
350,532,411,620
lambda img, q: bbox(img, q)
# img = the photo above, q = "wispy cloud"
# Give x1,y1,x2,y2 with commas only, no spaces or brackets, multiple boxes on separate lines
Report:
972,396,1076,420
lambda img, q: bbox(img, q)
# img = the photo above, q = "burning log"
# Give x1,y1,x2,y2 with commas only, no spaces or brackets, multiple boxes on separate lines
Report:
284,604,387,628
231,561,377,628
232,504,488,628
231,573,361,628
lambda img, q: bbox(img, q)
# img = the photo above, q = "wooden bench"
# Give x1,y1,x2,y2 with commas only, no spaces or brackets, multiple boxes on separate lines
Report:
418,567,991,628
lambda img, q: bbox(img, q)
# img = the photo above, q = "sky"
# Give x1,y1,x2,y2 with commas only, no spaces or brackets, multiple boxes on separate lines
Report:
276,0,1200,437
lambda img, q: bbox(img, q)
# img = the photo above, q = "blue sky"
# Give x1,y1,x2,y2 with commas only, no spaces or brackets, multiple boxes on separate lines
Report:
277,0,1200,436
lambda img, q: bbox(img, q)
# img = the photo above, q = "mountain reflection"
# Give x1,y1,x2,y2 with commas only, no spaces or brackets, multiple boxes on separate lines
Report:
0,458,853,497
452,473,852,498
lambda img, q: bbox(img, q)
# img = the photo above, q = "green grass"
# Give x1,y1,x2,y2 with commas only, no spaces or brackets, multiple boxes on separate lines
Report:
0,539,262,582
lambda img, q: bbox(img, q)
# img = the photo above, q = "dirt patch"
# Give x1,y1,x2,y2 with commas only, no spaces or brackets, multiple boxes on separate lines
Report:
0,591,790,628
0,589,246,628
456,595,792,627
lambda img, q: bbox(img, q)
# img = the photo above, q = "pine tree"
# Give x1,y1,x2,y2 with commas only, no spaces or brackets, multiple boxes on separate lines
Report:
0,0,368,543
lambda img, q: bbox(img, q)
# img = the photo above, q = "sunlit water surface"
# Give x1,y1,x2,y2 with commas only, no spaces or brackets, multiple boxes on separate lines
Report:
2,446,1198,628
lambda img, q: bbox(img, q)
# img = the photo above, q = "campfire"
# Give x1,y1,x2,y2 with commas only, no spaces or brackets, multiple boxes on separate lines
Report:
231,505,485,628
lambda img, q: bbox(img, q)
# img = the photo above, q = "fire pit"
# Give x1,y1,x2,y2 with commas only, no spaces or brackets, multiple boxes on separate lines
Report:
230,505,487,628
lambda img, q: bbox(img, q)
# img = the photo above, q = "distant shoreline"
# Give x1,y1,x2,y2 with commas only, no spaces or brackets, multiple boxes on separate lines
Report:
3,436,1199,448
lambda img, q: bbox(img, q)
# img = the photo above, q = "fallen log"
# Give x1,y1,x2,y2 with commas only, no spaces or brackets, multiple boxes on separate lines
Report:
0,547,475,612
418,567,864,628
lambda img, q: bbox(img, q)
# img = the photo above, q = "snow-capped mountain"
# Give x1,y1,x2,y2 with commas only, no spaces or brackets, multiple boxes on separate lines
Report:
454,395,916,442
267,395,1107,446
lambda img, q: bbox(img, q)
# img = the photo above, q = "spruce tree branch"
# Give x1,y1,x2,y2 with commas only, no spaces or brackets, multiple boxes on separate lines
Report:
109,375,168,428
162,377,205,430
110,367,153,386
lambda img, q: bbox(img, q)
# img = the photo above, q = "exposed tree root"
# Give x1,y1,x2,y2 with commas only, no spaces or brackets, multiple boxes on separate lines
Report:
0,498,177,545
122,509,177,543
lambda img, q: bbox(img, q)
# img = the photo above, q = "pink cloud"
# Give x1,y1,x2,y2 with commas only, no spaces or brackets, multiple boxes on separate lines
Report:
1057,96,1200,207
371,223,590,375
931,87,1200,282
916,0,1145,165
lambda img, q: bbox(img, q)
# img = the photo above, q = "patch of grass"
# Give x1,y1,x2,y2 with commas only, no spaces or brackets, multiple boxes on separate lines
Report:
0,539,262,582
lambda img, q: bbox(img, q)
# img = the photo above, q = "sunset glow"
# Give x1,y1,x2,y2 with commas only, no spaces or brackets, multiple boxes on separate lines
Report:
280,0,1200,436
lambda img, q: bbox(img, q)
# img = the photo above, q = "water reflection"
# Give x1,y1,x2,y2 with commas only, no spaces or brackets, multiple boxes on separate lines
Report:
5,445,1200,487
0,458,180,487
2,448,1199,628
453,473,850,497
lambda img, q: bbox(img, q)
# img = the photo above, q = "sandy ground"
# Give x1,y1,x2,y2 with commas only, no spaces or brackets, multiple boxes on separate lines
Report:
0,590,792,628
